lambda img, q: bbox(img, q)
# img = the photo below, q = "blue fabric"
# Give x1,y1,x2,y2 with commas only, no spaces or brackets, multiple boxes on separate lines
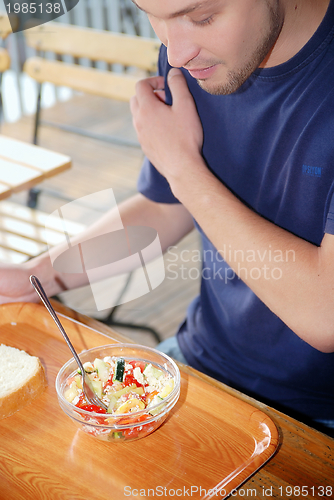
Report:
138,1,334,420
324,191,334,234
156,336,188,364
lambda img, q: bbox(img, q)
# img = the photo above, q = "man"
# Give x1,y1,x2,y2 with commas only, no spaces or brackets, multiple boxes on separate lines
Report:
131,0,334,432
1,0,334,431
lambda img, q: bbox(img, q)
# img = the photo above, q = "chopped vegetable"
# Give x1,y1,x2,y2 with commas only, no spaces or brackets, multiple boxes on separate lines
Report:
77,361,94,375
93,358,110,383
64,355,175,424
113,357,125,382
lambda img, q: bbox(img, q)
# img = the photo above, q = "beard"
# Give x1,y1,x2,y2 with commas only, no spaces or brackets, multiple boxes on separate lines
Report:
196,3,283,95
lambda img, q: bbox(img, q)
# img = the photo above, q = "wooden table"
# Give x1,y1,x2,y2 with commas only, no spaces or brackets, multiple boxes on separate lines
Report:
0,135,71,199
0,301,333,500
53,302,334,499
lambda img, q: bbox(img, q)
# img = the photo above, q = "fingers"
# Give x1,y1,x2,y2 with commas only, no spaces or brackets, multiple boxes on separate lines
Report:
131,75,166,128
133,69,190,109
135,75,165,99
167,68,190,106
153,89,166,103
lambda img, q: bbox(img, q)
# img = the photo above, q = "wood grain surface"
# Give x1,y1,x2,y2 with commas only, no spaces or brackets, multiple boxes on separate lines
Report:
0,302,279,500
0,136,71,201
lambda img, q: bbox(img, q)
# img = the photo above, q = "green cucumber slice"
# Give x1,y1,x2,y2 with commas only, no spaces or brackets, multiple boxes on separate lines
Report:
113,357,125,382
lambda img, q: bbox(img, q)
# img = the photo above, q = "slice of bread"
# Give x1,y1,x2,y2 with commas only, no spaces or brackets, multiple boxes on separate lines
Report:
0,344,47,419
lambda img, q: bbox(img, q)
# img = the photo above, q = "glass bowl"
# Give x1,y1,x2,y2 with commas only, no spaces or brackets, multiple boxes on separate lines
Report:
55,343,181,442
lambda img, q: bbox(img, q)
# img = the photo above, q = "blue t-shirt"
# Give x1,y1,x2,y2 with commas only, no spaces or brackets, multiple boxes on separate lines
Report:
138,1,334,420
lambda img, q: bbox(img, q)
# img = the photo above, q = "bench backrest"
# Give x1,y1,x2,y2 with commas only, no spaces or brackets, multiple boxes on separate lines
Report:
0,11,13,39
0,47,10,72
24,22,160,71
0,201,85,264
0,12,12,72
23,22,161,102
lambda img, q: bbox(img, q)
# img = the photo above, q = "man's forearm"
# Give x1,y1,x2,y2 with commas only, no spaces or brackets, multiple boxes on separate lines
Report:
25,193,194,298
171,162,334,352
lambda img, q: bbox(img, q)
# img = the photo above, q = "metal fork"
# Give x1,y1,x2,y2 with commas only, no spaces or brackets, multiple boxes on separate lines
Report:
30,275,108,412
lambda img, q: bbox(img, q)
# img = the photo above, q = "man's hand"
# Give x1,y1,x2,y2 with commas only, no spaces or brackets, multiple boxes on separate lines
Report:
0,263,40,304
130,68,205,192
0,258,64,305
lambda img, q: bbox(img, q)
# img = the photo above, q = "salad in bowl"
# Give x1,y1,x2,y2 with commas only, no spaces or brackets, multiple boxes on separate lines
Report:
56,344,180,442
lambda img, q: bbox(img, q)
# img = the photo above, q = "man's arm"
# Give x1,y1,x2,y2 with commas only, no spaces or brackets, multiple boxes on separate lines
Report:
130,69,334,353
0,193,194,304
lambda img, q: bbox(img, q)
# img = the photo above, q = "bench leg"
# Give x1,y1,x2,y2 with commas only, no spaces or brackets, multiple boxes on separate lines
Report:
33,82,42,145
0,73,3,129
27,82,43,208
27,187,41,208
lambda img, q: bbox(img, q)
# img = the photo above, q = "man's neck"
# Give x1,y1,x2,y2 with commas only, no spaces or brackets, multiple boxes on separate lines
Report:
261,0,330,68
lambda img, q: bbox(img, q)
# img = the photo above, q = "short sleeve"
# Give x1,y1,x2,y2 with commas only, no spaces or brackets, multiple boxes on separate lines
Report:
325,190,334,234
137,157,180,203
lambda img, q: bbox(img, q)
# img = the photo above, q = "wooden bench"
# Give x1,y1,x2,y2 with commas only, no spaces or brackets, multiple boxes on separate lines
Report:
23,22,160,145
0,47,10,122
0,11,15,39
0,14,81,267
0,12,12,124
0,200,85,264
0,199,162,342
0,47,10,72
21,22,162,341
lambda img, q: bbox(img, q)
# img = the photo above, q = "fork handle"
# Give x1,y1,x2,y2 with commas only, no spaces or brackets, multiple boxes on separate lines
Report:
29,275,85,375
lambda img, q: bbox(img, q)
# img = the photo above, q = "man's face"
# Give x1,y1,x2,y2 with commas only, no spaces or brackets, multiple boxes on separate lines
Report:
134,0,283,95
